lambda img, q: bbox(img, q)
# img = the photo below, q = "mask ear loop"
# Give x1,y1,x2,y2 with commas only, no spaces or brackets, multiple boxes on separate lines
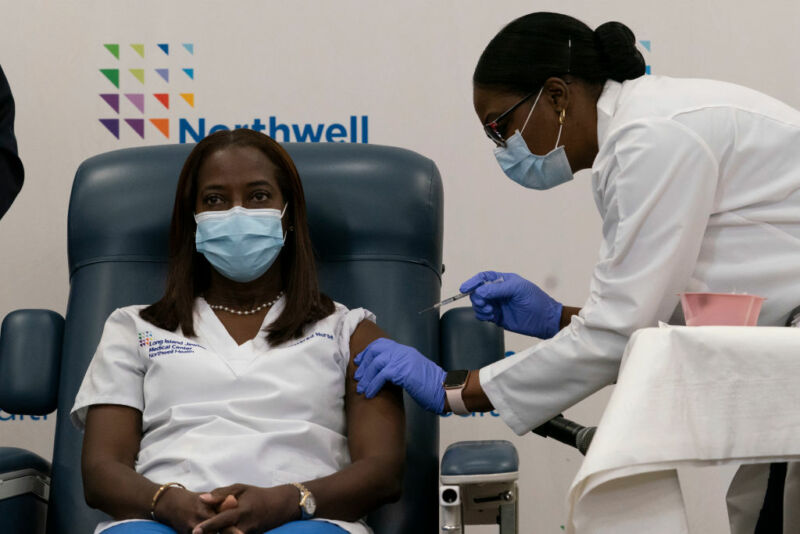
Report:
555,109,566,148
280,203,290,241
519,87,543,135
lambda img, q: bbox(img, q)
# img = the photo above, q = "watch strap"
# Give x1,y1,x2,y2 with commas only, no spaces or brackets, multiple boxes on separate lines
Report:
445,373,470,415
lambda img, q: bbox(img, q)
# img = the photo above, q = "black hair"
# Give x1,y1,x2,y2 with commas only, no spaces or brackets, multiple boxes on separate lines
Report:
474,12,645,94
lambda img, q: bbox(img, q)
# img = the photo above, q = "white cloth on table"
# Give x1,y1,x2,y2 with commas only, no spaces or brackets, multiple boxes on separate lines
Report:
480,75,800,435
71,297,374,534
567,326,800,534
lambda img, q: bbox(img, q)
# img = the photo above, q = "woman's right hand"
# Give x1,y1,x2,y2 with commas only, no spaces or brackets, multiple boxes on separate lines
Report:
461,271,563,339
154,487,220,534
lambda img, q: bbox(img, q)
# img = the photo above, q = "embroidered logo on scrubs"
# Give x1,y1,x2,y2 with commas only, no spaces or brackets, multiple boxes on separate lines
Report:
145,338,206,358
138,330,154,347
285,331,335,348
139,331,205,358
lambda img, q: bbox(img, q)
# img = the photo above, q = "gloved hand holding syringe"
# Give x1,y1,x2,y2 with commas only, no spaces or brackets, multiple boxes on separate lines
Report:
418,277,505,314
358,271,563,414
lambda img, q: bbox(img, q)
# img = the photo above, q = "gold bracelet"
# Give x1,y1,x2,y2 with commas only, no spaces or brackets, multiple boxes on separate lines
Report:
150,482,186,520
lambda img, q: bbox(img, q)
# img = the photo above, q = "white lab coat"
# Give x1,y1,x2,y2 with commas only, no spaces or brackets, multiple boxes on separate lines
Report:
480,75,800,532
71,297,374,534
480,75,800,433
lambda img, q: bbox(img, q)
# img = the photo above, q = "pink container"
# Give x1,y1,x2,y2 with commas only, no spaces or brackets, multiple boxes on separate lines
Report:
680,292,765,326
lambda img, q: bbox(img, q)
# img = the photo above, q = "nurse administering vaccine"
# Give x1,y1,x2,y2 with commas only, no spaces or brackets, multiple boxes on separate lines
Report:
354,11,800,530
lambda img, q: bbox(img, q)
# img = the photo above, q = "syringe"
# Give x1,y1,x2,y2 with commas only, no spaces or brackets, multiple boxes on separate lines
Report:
418,277,504,314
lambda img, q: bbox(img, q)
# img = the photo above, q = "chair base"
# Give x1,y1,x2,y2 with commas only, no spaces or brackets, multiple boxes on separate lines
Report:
440,481,518,534
0,491,48,534
439,440,520,533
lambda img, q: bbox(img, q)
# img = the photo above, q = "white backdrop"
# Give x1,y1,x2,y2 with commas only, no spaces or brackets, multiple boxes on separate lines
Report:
2,1,799,532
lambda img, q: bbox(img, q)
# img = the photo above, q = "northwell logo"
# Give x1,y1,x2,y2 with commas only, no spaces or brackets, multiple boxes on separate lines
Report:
98,42,195,140
97,42,369,144
178,116,369,144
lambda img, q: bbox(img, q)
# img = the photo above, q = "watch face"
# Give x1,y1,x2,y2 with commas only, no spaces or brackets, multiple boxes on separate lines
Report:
304,493,316,514
444,369,469,388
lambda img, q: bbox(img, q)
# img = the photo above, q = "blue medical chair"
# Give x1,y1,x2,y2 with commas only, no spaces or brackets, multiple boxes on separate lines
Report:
0,142,458,534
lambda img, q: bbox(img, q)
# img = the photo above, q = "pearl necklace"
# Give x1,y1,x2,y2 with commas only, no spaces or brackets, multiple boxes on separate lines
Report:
208,292,283,315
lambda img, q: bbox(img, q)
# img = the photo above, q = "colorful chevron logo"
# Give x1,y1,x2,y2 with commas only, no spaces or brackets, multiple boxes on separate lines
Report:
98,42,195,140
138,330,155,347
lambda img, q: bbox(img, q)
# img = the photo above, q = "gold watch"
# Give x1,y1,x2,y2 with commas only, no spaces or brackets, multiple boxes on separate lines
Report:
291,482,316,519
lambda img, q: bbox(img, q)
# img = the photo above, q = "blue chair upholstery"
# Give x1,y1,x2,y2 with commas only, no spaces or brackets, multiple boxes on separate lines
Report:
0,310,63,415
440,307,505,372
440,441,519,478
0,143,443,534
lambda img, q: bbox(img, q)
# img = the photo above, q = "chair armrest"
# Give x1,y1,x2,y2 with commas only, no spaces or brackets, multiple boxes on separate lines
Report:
0,447,51,478
440,440,519,484
0,310,64,415
0,446,51,502
0,447,51,534
440,307,505,371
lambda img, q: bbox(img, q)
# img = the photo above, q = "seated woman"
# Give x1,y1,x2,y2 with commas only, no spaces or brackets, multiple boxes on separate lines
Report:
70,129,405,534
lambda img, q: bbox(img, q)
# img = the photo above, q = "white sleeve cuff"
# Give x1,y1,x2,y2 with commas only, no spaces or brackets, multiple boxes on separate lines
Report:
479,353,537,436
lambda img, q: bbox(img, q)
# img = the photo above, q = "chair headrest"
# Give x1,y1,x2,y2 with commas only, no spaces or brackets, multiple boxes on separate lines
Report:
68,143,443,277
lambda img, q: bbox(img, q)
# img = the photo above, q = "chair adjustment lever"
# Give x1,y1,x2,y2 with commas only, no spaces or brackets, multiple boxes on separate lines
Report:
472,490,514,504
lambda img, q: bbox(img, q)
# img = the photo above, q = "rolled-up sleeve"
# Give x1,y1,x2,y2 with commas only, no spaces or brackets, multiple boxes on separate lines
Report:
481,118,719,434
333,306,376,373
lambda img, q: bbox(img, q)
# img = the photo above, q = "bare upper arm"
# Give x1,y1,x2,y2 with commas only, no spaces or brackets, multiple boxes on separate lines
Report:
82,404,143,472
345,320,405,463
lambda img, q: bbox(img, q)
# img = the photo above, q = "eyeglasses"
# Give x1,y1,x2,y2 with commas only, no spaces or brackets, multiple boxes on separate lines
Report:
483,91,536,147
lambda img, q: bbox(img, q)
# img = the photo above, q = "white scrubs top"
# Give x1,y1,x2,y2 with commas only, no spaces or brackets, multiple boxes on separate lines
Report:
481,75,800,435
71,297,374,534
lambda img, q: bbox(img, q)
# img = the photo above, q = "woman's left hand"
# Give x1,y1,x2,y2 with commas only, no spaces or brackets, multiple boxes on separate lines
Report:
191,484,299,534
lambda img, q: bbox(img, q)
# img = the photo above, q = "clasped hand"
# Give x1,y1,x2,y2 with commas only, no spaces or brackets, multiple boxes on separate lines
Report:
156,483,298,534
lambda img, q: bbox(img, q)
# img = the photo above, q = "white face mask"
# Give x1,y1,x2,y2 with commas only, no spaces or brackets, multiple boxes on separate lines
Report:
493,87,574,190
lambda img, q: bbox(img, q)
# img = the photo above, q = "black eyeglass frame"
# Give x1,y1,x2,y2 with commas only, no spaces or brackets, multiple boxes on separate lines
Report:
483,91,536,147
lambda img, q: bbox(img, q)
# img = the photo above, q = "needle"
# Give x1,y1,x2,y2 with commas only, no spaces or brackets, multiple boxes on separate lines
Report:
418,277,504,314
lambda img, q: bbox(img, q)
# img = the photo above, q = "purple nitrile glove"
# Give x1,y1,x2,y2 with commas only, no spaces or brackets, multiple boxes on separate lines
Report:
460,271,562,339
354,338,446,414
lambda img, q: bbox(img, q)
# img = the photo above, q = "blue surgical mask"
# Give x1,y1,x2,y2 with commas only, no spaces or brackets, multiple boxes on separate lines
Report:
493,88,574,190
195,205,286,283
